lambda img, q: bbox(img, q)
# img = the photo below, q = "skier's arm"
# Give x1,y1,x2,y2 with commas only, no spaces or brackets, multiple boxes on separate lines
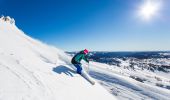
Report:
83,56,89,63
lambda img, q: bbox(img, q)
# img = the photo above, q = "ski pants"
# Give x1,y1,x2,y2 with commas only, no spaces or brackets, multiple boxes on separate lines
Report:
73,64,82,74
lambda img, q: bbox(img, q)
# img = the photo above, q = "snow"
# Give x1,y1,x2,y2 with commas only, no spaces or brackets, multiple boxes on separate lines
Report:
0,17,116,100
89,62,170,100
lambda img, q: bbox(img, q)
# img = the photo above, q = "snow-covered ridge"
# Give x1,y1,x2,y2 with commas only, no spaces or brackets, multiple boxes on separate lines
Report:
0,15,15,25
0,16,116,100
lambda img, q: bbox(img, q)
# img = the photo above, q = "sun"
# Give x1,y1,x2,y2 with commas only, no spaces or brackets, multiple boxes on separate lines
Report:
138,0,161,21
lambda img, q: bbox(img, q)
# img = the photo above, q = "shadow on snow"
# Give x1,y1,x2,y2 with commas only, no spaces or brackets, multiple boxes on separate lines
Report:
53,65,76,77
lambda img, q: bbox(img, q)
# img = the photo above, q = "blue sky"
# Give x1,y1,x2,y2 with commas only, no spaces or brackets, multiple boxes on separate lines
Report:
0,0,170,51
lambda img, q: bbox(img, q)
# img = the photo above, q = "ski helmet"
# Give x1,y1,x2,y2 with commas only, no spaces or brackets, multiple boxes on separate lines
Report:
83,49,89,54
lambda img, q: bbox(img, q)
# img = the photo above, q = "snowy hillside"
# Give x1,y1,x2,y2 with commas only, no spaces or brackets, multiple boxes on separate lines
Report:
0,16,116,100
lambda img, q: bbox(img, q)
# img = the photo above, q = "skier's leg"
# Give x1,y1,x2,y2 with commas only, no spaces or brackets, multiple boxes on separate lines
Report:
74,64,82,74
73,64,95,85
81,69,95,85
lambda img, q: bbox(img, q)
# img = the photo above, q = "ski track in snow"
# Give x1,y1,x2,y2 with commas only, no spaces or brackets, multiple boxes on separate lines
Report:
0,63,31,89
90,71,157,100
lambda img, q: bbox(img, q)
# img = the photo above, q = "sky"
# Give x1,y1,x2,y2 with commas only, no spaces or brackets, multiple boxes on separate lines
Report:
0,0,170,51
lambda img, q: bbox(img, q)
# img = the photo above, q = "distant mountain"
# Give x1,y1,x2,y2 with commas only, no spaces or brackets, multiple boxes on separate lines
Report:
68,51,170,72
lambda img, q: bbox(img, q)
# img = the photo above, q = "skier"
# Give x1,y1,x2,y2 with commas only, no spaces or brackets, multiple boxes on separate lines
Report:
71,49,95,85
71,49,89,74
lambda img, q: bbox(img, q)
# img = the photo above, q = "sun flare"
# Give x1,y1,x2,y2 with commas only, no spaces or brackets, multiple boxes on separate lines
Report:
138,0,161,21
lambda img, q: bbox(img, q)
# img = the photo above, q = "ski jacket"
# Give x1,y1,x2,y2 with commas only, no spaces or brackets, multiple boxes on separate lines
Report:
71,51,89,64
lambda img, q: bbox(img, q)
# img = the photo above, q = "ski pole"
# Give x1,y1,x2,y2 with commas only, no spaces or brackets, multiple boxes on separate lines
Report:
87,62,90,74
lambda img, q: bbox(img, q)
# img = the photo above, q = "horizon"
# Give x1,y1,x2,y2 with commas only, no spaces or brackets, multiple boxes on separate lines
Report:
67,50,170,52
1,0,170,51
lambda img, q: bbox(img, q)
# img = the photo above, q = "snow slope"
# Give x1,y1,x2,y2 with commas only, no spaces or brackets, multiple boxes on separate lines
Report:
89,62,170,100
0,17,116,100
